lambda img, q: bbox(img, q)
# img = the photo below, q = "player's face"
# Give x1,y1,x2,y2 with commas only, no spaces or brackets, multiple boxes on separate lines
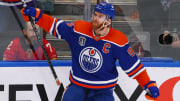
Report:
92,11,107,30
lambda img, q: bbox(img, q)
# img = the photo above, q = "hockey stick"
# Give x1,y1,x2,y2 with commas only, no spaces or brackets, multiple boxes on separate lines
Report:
20,0,62,86
6,0,63,86
20,0,65,99
9,5,65,99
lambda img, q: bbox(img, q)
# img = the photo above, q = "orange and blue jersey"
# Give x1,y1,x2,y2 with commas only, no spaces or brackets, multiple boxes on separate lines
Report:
37,14,147,89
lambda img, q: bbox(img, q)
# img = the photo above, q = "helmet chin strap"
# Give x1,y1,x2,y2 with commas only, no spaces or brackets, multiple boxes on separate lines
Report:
93,19,110,37
97,20,111,31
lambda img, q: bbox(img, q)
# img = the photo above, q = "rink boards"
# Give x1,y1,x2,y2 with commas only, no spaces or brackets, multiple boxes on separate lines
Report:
0,60,180,101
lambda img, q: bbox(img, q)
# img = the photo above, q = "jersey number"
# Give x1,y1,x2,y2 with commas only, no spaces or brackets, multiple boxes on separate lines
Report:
128,47,135,57
46,43,52,52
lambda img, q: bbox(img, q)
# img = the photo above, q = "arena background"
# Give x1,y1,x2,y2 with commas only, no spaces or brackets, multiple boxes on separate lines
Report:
0,0,180,101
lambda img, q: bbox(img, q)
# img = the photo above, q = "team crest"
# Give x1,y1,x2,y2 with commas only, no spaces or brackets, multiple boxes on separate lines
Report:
79,47,103,73
78,36,86,46
26,49,33,58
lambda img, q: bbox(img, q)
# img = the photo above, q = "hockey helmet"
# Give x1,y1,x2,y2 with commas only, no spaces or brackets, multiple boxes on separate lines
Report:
94,2,115,19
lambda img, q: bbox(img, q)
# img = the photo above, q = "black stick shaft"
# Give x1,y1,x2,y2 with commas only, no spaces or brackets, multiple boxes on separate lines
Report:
29,17,60,85
10,3,60,85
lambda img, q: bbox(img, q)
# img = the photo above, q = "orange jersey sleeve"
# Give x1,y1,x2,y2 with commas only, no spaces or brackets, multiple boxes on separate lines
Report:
37,14,56,34
134,69,151,87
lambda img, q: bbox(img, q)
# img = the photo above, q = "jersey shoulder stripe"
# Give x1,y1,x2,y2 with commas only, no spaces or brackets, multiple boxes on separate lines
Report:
49,18,63,39
74,20,93,37
103,28,129,47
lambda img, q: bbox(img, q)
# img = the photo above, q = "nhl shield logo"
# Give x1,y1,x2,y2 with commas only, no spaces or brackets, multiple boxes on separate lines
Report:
78,36,86,46
79,47,103,73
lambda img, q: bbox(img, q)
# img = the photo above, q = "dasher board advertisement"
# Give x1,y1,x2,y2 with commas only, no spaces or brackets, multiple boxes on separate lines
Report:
0,60,179,101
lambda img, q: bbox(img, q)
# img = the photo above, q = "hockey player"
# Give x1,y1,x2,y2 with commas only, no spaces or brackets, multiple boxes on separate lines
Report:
21,2,159,101
3,21,57,60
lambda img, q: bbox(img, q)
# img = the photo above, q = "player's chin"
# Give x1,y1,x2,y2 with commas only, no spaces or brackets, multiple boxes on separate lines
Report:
92,24,100,30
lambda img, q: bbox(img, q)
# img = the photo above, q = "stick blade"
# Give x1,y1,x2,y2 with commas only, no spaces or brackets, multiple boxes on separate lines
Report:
56,79,61,86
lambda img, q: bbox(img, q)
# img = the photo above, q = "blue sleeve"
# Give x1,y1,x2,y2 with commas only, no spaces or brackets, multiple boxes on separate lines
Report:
113,44,145,78
49,19,74,42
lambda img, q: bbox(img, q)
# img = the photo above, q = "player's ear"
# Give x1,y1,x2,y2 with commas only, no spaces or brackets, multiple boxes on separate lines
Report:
105,19,111,26
23,29,27,35
108,18,111,22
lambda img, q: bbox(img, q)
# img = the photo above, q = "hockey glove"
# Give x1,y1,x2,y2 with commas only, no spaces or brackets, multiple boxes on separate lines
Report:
21,7,42,22
143,81,159,100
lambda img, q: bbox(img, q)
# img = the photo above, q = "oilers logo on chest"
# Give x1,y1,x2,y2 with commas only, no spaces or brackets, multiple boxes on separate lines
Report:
79,47,103,73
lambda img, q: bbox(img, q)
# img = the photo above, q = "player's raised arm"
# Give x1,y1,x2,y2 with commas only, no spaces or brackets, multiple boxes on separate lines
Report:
21,7,63,39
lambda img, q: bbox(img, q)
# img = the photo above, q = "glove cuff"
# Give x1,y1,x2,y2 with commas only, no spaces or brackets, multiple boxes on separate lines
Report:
21,8,29,22
35,9,43,22
143,81,157,90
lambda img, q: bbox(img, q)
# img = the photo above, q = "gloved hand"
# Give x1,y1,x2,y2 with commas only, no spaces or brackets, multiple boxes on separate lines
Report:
21,7,42,22
143,81,159,100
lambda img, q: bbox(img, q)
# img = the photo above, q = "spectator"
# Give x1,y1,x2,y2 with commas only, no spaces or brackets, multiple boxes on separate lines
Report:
159,30,180,47
3,21,57,60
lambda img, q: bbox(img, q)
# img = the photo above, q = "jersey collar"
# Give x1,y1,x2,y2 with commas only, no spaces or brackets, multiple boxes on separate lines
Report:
92,28,110,41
